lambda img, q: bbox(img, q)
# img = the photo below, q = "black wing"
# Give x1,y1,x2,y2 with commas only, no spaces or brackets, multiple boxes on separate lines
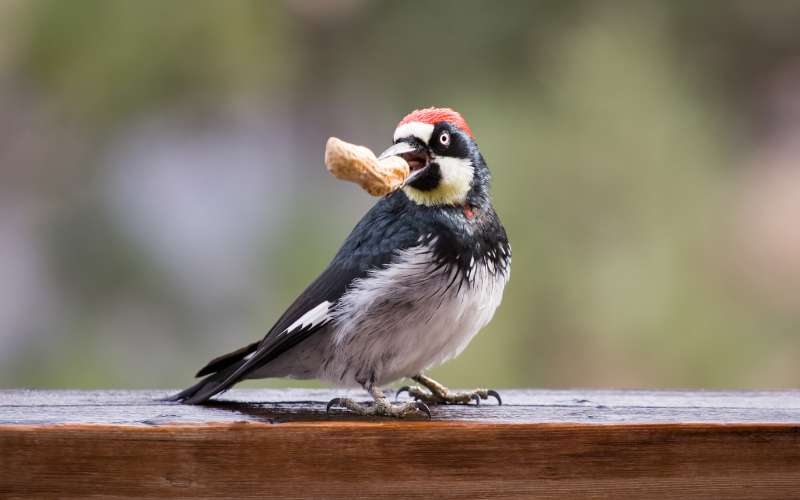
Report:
170,193,425,403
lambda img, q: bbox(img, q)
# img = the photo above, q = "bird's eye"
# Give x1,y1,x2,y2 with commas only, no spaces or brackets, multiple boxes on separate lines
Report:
439,131,450,146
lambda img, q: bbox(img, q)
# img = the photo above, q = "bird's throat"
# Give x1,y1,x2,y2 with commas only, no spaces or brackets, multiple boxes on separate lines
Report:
402,158,474,207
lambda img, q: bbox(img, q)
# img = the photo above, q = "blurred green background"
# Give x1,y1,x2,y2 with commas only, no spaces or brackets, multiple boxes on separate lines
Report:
2,0,800,390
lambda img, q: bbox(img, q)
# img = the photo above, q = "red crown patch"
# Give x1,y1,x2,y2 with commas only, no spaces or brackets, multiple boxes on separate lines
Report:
397,107,474,139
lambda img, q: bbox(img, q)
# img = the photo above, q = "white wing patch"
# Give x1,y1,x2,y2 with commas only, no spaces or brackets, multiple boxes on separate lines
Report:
284,301,332,334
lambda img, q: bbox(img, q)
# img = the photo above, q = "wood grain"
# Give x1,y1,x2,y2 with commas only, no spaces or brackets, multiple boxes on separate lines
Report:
2,389,800,499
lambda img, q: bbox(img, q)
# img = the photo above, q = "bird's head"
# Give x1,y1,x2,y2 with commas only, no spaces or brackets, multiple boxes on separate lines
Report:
379,107,490,208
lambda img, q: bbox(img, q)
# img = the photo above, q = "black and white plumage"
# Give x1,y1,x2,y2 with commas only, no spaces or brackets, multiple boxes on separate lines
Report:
171,108,510,415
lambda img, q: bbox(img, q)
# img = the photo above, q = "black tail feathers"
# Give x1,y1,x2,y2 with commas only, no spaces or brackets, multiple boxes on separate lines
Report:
165,360,247,404
196,341,259,377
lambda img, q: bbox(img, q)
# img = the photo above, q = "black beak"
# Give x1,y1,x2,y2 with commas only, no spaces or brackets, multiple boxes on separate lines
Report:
378,140,430,186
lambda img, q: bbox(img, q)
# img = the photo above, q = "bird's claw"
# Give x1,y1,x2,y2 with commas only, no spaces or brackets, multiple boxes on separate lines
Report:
395,386,411,401
411,400,432,419
487,389,502,406
326,397,344,413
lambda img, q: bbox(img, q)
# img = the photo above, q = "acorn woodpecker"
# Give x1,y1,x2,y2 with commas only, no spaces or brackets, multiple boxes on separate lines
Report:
170,108,511,417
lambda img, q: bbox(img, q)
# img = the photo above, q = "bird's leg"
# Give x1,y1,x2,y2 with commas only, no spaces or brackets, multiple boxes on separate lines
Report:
397,373,502,406
326,384,431,418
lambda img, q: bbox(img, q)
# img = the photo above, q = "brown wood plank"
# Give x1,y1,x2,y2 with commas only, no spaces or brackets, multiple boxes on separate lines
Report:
1,389,800,499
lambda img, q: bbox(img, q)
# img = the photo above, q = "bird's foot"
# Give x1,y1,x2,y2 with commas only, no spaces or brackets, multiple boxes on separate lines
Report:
326,396,431,419
396,374,502,406
396,386,501,406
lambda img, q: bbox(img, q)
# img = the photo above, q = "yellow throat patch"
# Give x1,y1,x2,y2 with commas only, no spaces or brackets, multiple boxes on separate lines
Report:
402,157,474,207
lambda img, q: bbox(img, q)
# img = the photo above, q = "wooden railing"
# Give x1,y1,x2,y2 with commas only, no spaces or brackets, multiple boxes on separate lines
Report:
2,389,799,498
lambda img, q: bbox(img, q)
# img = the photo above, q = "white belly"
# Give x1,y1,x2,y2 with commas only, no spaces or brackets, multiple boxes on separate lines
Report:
322,244,509,387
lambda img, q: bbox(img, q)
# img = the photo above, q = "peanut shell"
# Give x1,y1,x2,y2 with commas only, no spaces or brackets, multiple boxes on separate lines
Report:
324,137,410,196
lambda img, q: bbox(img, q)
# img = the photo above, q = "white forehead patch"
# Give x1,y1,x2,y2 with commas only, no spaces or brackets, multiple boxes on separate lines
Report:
393,121,434,144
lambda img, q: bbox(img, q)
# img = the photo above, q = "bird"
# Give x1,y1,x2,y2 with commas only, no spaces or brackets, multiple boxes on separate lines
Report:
169,107,511,417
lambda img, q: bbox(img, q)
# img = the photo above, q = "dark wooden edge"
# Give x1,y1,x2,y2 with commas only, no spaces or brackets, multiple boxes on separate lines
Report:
2,420,800,499
2,420,800,431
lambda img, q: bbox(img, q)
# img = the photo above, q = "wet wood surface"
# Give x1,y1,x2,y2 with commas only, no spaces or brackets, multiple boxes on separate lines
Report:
2,389,800,498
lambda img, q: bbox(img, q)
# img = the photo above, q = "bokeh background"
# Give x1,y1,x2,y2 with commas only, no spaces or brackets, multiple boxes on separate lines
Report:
2,0,800,390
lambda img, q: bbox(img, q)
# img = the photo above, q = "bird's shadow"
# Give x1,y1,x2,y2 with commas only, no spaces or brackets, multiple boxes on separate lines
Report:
200,399,431,423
